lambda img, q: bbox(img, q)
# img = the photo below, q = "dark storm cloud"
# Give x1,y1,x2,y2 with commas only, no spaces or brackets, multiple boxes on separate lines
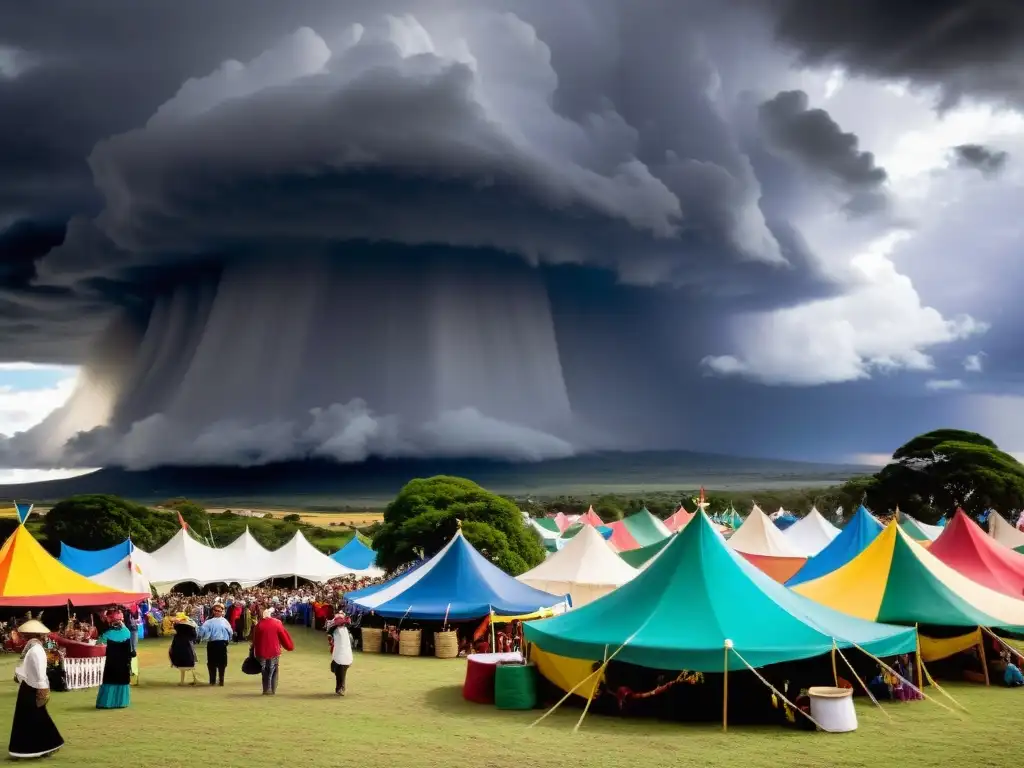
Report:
953,143,1010,176
758,90,890,216
767,0,1024,108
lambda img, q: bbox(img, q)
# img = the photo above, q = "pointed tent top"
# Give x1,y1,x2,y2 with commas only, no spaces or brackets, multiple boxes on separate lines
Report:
524,512,916,671
728,506,802,557
787,504,883,586
330,536,382,574
794,522,1024,631
14,502,32,525
784,508,841,557
518,524,637,603
350,530,565,620
988,512,1024,552
605,509,671,551
929,509,1024,598
663,505,695,533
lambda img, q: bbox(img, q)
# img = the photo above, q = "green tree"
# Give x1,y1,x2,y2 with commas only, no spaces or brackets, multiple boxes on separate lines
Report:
372,476,546,575
864,429,1024,522
42,494,179,552
282,513,301,523
160,498,210,530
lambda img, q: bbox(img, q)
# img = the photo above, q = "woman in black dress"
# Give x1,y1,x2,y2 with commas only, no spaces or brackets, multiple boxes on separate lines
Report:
168,614,199,686
9,620,63,759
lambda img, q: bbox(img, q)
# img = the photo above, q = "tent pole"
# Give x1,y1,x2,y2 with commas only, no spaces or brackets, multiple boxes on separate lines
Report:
979,634,990,686
722,640,731,733
831,640,838,686
915,625,924,690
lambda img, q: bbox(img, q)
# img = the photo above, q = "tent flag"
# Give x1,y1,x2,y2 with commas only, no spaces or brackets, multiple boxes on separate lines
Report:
14,502,32,525
176,511,189,530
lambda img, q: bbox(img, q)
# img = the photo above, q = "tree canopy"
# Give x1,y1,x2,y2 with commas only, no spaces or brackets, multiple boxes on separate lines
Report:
42,494,180,552
857,429,1024,522
372,476,546,575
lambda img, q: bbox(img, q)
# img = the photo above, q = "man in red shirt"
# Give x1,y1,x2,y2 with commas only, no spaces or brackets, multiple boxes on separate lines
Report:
252,609,295,695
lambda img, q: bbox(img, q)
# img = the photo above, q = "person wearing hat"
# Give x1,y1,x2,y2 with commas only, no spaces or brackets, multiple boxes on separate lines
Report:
197,603,233,686
9,619,63,759
96,610,135,709
168,613,199,686
326,612,353,696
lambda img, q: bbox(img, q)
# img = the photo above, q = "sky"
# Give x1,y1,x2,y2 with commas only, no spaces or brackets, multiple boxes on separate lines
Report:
1,1,1023,476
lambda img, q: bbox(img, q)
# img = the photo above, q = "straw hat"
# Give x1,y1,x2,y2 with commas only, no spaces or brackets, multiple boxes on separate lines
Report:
18,619,50,635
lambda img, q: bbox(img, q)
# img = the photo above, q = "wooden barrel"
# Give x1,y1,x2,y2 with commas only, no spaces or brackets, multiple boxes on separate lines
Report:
398,629,422,656
434,630,459,659
361,627,383,654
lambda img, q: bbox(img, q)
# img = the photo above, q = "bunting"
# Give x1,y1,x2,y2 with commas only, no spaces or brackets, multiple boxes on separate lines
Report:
14,502,33,525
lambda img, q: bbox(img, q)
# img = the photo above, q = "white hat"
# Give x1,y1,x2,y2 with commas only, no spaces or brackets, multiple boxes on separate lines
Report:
18,619,50,635
261,608,275,619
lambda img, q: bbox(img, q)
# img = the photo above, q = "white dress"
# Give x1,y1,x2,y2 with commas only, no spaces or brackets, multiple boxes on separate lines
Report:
330,626,353,667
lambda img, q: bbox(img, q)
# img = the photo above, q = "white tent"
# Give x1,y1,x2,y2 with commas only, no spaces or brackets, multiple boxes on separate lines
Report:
989,513,1024,550
220,527,278,581
517,525,637,606
91,545,156,595
266,531,358,582
147,529,230,593
727,506,802,558
783,507,841,556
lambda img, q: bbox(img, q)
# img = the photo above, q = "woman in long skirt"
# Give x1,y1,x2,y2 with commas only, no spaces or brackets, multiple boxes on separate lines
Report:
9,620,63,759
96,610,134,709
169,614,199,686
327,612,353,696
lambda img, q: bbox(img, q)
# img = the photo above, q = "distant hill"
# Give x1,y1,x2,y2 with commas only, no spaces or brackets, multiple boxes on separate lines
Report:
0,451,868,508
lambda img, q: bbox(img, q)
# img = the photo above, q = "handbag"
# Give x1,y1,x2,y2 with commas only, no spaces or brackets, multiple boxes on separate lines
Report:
241,647,262,676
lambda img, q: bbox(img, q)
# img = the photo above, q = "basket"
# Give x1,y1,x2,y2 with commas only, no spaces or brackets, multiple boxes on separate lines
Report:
361,627,383,654
434,630,459,659
398,629,422,656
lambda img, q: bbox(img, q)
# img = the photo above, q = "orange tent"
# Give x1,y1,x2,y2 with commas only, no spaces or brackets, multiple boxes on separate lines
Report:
0,525,150,607
739,552,807,583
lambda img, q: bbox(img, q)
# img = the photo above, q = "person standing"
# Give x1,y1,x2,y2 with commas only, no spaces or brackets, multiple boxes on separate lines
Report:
124,604,140,653
198,603,233,686
96,610,134,709
9,620,63,759
252,608,294,695
327,612,353,696
169,614,199,686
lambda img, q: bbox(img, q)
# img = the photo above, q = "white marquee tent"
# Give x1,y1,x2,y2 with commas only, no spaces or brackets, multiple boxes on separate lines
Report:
517,524,638,606
727,506,802,558
783,507,841,557
265,530,358,582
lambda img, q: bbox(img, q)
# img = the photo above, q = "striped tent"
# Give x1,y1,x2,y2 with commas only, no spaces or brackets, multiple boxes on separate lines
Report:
605,509,671,551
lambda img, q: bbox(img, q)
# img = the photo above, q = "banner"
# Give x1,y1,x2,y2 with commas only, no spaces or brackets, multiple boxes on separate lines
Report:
14,502,33,524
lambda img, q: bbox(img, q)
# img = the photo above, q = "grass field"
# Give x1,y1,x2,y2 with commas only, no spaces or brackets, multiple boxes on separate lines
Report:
4,627,1017,768
209,509,385,527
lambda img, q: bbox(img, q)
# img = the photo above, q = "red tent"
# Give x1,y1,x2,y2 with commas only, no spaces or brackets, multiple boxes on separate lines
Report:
578,507,603,527
929,508,1024,599
664,506,694,532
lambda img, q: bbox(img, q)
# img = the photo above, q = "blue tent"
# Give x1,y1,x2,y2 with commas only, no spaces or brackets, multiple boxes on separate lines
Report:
773,513,799,531
330,537,377,570
786,505,883,586
348,531,566,620
59,540,133,577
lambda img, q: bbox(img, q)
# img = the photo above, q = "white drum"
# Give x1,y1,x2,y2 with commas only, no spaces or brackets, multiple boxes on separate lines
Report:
807,686,858,733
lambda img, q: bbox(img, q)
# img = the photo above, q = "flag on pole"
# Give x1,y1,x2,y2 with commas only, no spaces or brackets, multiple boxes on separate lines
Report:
177,511,189,530
14,502,33,524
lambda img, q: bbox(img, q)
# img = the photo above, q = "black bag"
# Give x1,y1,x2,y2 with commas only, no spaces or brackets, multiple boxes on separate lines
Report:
241,648,261,675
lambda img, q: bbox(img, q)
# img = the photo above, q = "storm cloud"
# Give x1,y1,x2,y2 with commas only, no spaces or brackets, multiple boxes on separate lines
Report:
0,0,1018,468
953,143,1010,176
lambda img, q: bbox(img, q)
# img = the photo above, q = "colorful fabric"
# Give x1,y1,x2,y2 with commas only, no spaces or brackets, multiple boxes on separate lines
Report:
618,537,671,568
330,538,379,571
531,645,604,700
793,522,1024,631
737,553,806,583
918,629,983,662
604,509,671,551
663,506,693,532
787,505,883,586
0,526,149,607
525,513,917,672
929,509,1024,598
59,540,133,576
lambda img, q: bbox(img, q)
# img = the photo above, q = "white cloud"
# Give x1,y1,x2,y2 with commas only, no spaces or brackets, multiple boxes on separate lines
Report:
847,452,891,467
0,467,97,485
0,375,77,437
963,353,985,373
701,233,987,385
925,378,964,391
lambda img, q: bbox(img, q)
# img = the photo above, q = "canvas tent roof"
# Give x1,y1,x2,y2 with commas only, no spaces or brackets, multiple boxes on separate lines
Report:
787,505,882,586
59,540,133,577
896,510,942,543
929,509,1024,599
618,537,672,568
266,531,358,582
524,513,916,671
988,513,1024,553
784,508,841,557
719,506,744,529
793,522,1024,632
0,525,150,607
349,530,566,620
728,506,802,557
663,506,693,532
91,546,156,595
518,525,637,607
147,529,240,592
605,509,671,551
331,537,382,574
578,507,604,527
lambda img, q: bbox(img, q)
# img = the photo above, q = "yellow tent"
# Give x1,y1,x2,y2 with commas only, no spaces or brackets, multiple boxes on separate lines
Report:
0,525,150,607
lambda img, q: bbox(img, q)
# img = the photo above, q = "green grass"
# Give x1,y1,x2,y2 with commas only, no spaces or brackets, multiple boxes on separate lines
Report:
5,628,1018,767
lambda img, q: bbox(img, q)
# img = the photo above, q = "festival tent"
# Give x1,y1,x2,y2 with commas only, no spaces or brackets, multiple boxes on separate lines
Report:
929,509,1024,599
530,519,563,552
525,512,917,672
220,528,280,581
605,509,671,551
896,510,942,543
266,531,359,582
618,537,672,568
552,512,571,532
349,529,566,620
786,505,883,587
771,508,799,531
988,513,1024,554
0,525,150,606
727,506,802,558
518,525,638,606
59,540,133,577
720,506,744,529
793,522,1024,632
331,537,382,573
533,518,562,535
91,545,156,595
663,506,693,532
783,507,841,557
147,529,242,592
559,522,613,542
577,507,604,527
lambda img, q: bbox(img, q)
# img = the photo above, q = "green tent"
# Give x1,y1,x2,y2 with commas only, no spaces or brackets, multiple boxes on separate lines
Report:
617,537,671,568
534,518,562,534
525,513,917,671
720,506,743,529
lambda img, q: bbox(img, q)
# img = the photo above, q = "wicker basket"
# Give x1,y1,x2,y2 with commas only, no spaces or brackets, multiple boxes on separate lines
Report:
434,630,459,659
361,627,383,654
398,629,422,656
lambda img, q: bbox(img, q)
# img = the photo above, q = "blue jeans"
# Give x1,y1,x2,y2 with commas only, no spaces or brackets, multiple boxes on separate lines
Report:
259,657,279,694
